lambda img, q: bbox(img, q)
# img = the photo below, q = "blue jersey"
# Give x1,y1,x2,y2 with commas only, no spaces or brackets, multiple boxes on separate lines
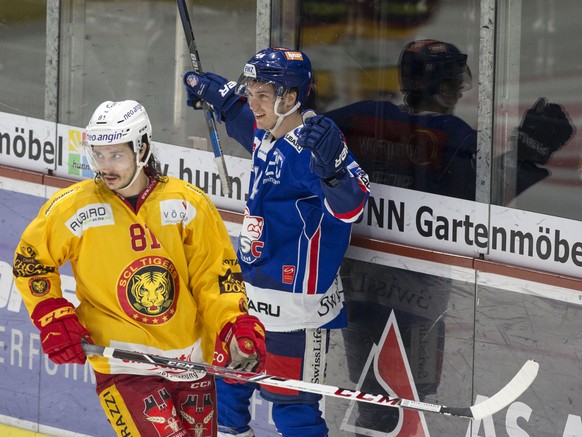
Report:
225,105,369,331
326,100,550,201
326,100,476,199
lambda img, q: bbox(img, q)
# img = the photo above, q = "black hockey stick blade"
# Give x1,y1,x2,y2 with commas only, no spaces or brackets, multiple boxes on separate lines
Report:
176,0,231,196
82,341,538,420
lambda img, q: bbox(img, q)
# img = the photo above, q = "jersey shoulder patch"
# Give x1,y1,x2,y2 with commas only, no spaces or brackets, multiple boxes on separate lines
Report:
284,127,303,153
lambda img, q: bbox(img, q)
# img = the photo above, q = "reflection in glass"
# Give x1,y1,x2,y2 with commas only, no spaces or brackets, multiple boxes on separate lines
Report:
0,2,47,118
493,0,580,219
56,0,255,155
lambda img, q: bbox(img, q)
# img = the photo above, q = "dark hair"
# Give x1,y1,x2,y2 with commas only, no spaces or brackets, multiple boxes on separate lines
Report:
141,135,166,182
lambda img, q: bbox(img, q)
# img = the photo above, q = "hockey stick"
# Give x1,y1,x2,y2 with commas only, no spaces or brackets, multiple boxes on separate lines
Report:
176,0,231,196
82,342,538,420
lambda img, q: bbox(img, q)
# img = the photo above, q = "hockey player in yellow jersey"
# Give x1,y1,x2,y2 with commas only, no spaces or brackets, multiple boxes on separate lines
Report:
12,100,266,437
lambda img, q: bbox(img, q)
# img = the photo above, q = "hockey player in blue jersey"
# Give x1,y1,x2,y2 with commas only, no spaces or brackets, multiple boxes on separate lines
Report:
326,39,574,202
183,47,370,437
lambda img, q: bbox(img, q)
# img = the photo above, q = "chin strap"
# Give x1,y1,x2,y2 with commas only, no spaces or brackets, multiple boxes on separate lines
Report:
267,97,300,133
112,144,153,193
115,167,146,194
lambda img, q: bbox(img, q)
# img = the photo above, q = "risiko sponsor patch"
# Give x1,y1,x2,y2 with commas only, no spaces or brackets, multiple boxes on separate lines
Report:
65,203,114,237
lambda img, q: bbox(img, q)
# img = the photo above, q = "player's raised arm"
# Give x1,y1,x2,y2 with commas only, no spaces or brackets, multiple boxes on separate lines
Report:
299,111,370,222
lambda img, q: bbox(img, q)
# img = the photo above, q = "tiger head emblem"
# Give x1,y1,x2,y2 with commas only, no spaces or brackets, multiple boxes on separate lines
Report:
129,271,172,315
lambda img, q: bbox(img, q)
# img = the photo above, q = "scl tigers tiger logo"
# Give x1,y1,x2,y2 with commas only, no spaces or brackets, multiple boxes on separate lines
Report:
117,256,179,325
29,277,51,296
130,271,172,315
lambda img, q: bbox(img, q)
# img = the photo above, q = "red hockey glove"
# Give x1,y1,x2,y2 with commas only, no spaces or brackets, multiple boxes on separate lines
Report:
219,314,266,373
31,297,91,365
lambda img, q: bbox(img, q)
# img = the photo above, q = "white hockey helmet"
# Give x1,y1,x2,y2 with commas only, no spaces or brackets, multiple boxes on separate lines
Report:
84,100,153,173
84,100,153,191
85,100,152,151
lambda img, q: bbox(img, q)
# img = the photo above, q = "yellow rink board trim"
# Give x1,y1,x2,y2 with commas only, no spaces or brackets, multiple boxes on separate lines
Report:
0,419,93,437
0,424,52,437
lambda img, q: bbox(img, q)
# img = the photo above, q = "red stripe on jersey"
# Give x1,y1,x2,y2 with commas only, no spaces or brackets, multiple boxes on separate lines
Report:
333,189,368,221
306,226,321,294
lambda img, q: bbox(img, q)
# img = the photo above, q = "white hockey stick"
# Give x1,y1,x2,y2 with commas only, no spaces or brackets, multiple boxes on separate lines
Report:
82,342,538,420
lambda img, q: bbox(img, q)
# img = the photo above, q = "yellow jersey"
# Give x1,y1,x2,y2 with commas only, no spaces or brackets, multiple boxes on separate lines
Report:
13,177,247,377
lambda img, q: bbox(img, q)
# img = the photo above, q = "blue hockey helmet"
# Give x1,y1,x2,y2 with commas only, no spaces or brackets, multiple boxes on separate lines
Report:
399,39,472,96
236,47,313,106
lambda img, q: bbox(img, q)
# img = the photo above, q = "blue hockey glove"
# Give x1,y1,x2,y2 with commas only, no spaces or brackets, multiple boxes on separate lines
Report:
183,71,240,113
298,111,348,180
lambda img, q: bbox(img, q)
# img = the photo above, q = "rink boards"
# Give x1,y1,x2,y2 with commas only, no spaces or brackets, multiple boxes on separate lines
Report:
0,112,581,436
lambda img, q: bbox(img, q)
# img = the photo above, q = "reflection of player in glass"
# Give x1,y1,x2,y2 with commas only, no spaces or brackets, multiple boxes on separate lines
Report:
328,39,574,436
327,39,574,201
